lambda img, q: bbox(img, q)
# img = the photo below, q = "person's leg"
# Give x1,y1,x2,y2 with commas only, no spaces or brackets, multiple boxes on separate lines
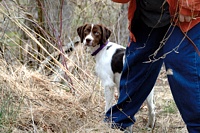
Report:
164,23,200,133
105,21,169,130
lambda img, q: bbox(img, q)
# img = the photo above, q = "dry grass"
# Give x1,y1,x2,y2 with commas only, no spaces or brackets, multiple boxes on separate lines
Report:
0,50,187,133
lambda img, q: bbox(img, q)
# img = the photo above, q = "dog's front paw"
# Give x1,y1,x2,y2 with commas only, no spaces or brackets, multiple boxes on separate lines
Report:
124,125,133,133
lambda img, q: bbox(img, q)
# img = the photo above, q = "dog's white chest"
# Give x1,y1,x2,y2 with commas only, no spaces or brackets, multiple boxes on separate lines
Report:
95,54,111,72
94,49,115,87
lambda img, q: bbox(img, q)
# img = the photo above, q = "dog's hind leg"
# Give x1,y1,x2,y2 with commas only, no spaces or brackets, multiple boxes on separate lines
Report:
146,88,155,129
104,86,115,113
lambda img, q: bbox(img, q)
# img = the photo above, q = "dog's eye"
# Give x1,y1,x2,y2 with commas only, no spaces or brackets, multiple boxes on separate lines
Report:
84,31,89,34
84,29,90,34
94,32,100,36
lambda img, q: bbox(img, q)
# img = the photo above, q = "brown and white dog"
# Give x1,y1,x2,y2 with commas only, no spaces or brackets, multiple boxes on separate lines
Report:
77,24,155,129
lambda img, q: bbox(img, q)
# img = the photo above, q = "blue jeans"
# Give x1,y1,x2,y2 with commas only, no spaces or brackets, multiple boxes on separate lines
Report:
105,21,200,132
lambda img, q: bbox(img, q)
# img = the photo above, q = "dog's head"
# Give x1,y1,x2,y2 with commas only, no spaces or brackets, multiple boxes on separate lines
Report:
77,24,111,47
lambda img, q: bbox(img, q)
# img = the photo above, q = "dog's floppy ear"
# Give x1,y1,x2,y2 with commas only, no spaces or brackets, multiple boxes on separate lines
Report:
77,24,87,43
99,25,111,44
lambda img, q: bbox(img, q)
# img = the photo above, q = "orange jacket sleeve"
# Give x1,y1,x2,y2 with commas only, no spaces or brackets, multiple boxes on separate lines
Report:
179,0,200,17
112,0,130,3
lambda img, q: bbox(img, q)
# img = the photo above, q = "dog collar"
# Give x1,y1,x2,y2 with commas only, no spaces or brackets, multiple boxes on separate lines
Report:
91,41,109,56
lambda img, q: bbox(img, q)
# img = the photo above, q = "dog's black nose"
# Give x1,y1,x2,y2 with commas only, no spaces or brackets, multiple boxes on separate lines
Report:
86,39,91,43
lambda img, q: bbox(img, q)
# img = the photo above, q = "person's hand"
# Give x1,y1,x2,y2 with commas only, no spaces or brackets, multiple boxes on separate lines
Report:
178,14,193,22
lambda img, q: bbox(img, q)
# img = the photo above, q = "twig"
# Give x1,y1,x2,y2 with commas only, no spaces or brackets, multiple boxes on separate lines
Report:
37,43,74,73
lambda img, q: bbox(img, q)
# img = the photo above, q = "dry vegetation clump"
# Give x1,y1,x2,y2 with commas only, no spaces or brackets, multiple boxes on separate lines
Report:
0,58,106,133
